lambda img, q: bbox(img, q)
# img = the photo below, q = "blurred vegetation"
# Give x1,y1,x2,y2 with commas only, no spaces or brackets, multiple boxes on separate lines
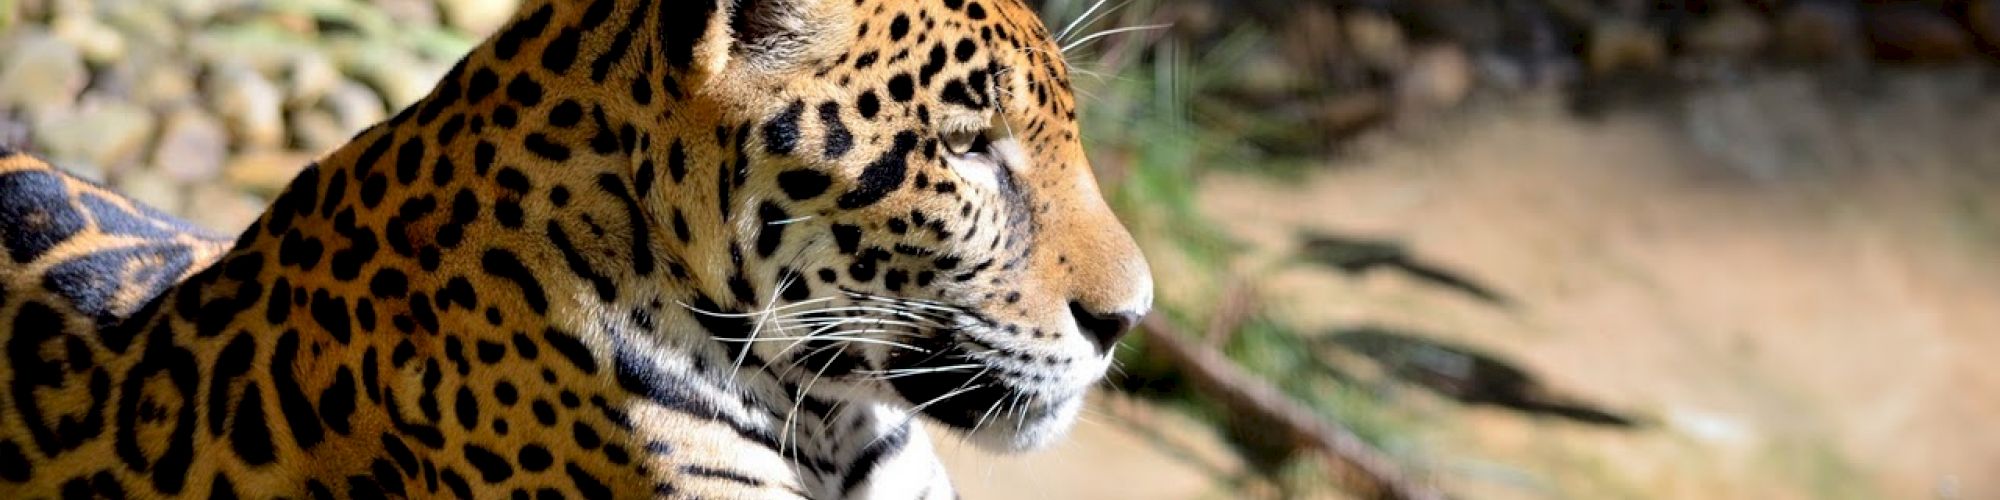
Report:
1044,0,1999,497
1037,0,1437,494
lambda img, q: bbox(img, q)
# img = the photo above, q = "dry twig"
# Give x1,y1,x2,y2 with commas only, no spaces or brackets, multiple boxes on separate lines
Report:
1139,312,1446,500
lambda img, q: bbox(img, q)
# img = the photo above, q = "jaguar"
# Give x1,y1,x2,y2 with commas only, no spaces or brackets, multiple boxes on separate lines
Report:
0,0,1152,497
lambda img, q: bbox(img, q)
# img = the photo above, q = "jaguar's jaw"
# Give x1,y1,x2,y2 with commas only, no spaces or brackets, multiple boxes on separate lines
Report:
877,321,1111,453
959,387,1088,453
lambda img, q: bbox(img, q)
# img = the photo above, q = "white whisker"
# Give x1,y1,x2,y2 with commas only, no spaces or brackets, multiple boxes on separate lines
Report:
1061,23,1171,54
1055,0,1116,44
855,364,983,380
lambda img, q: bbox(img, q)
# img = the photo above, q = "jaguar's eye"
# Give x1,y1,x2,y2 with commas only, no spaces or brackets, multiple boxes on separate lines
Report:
942,128,991,157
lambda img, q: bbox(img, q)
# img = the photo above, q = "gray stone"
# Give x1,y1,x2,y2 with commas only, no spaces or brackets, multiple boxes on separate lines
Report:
51,13,125,64
324,79,388,137
185,183,266,234
102,2,182,49
286,51,343,107
337,42,446,108
0,32,88,113
206,63,288,150
1344,10,1408,72
151,107,230,182
1588,18,1667,75
114,169,186,215
1864,3,1975,63
167,0,233,24
1685,7,1771,61
132,58,200,107
292,108,349,153
224,149,314,195
1776,3,1864,62
439,0,519,36
373,0,439,28
188,24,315,75
1398,44,1474,113
1973,0,2000,52
32,100,158,174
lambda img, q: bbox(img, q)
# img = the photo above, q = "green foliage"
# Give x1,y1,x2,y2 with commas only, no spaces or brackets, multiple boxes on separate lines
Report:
1046,2,1428,491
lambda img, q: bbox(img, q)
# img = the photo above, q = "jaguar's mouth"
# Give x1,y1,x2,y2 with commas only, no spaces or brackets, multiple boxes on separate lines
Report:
881,328,1097,452
794,290,1109,451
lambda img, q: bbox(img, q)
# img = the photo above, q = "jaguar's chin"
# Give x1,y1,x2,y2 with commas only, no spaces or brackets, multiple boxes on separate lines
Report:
962,390,1087,452
880,328,1103,453
887,370,1089,453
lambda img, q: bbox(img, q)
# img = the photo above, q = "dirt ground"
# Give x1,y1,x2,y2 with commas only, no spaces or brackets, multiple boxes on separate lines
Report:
940,70,2000,499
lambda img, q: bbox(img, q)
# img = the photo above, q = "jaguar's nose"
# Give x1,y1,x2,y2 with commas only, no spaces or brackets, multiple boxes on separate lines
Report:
1070,301,1141,356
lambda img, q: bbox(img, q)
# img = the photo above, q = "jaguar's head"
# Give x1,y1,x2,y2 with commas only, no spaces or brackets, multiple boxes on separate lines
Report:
640,0,1150,452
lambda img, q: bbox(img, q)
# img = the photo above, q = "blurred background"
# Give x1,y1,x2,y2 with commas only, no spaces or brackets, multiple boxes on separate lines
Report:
3,0,1999,497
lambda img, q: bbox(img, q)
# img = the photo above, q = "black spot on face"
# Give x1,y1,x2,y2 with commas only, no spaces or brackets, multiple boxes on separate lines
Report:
836,131,920,209
818,102,853,158
889,14,911,40
776,169,831,200
857,91,881,119
755,202,791,258
762,101,805,155
887,74,915,102
955,39,977,62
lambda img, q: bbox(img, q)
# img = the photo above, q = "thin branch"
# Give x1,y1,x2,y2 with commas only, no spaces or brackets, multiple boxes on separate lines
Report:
1138,315,1447,500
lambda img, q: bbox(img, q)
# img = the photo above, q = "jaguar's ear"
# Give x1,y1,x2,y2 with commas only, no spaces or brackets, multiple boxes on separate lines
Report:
677,0,848,79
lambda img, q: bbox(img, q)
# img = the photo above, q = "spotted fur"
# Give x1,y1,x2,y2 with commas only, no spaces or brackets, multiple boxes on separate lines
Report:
0,0,1151,497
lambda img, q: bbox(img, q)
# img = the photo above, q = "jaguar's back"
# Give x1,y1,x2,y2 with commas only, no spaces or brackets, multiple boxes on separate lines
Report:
1,0,1153,497
0,147,230,335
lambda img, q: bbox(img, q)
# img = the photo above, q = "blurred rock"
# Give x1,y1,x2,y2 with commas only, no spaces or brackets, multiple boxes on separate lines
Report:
292,109,346,154
152,108,230,183
372,0,439,28
1399,44,1475,113
102,2,179,48
1776,2,1864,62
189,24,315,75
1684,7,1770,61
207,63,288,150
1232,51,1304,98
286,51,343,107
1588,18,1668,75
225,149,315,194
1280,4,1344,79
1966,0,2000,56
0,32,88,113
1314,90,1391,139
32,100,157,172
132,58,200,107
1863,3,1974,63
325,79,388,136
1399,0,1504,49
0,115,29,149
1344,10,1408,73
114,169,185,215
439,0,517,37
169,0,230,24
51,13,124,63
184,183,266,233
339,42,446,107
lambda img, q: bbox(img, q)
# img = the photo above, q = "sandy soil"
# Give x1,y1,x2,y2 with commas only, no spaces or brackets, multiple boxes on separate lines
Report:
941,70,2000,499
